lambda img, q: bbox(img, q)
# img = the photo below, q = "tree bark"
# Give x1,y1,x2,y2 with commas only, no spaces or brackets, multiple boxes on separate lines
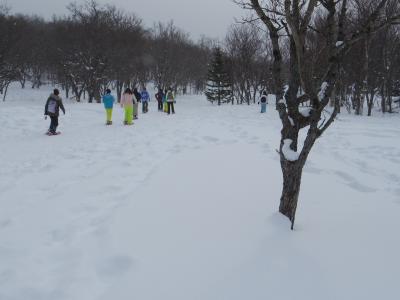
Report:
279,161,303,230
2,82,10,102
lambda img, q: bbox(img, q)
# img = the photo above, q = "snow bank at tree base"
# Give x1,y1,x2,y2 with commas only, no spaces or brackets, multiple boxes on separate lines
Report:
0,85,399,300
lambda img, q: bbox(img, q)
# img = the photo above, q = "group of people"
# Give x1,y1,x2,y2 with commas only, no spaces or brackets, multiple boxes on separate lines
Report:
44,87,176,134
116,86,176,125
44,87,268,135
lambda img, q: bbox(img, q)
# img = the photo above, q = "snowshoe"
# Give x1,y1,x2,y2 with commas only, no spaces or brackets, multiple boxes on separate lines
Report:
46,131,61,136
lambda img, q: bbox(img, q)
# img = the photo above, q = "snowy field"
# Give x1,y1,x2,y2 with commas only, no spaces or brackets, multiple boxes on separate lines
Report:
1,85,400,300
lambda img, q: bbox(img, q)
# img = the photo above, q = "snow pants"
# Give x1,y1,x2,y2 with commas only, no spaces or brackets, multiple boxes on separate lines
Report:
124,106,133,125
261,103,267,113
133,103,139,119
167,102,175,114
49,116,59,133
142,101,148,113
106,108,113,122
157,100,163,111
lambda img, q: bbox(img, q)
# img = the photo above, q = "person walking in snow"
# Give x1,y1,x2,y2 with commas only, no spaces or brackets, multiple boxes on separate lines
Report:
166,87,175,115
141,87,150,113
102,89,115,125
155,88,164,112
133,88,141,119
260,91,268,113
44,88,65,135
120,88,134,125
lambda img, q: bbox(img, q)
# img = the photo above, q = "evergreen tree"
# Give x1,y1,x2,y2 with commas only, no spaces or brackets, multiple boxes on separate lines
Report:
205,47,232,105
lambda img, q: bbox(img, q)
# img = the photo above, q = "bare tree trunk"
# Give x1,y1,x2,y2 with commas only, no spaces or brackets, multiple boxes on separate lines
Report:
279,161,303,230
65,83,70,99
366,90,375,116
381,83,386,113
3,82,10,102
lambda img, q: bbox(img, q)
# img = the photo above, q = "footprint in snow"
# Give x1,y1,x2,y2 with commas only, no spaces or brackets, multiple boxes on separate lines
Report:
202,136,219,143
333,170,377,193
0,219,11,229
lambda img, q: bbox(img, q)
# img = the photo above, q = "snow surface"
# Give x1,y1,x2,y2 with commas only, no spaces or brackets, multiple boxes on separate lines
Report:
336,41,344,47
299,107,312,117
1,85,400,300
318,82,329,101
288,116,295,126
282,139,300,161
278,98,286,106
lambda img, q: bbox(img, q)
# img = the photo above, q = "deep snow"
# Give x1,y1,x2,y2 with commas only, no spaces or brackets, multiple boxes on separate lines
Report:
0,85,400,300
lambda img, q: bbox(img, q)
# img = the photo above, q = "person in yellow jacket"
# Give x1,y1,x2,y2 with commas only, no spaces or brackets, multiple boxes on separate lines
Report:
166,87,175,115
163,88,168,113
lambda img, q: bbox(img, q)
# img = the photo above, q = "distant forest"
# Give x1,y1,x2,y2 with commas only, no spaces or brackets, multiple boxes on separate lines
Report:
1,0,400,114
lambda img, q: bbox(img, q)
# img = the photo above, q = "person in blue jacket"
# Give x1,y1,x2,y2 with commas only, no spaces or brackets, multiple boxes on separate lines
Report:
141,87,150,113
102,89,115,125
259,91,268,113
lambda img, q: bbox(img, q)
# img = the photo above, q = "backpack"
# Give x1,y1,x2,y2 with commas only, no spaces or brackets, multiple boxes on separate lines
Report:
167,91,174,100
135,91,141,101
47,99,57,114
260,95,267,104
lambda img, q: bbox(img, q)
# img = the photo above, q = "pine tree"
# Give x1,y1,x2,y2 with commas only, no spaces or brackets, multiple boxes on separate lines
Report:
205,47,233,105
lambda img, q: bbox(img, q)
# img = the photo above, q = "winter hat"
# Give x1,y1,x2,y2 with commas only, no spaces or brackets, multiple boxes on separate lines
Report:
54,89,60,96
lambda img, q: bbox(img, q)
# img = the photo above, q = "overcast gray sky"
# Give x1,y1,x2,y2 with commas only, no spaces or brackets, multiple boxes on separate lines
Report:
8,0,244,40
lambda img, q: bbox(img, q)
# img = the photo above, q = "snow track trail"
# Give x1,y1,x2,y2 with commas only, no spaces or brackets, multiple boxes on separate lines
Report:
1,86,400,300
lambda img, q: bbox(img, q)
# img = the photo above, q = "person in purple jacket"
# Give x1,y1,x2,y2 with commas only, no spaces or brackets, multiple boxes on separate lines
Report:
141,87,150,113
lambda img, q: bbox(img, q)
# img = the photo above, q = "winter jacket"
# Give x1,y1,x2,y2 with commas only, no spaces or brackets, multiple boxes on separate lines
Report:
120,93,134,107
102,94,115,109
155,91,164,102
166,90,175,103
141,90,150,102
45,93,65,117
133,89,142,102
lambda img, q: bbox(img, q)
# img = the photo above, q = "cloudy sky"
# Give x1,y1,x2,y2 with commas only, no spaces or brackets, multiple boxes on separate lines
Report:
8,0,245,40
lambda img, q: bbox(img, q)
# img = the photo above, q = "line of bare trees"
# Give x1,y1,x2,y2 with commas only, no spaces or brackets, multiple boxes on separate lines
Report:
1,0,399,115
222,1,400,114
0,1,213,102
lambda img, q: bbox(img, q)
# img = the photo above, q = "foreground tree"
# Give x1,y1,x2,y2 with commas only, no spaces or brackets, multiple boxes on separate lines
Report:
236,0,400,229
205,47,233,105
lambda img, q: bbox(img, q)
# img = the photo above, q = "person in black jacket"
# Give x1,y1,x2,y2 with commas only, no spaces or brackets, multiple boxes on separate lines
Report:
133,88,141,119
155,88,164,111
44,89,65,135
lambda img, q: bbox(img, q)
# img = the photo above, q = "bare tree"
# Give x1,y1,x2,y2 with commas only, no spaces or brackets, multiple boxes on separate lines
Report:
235,0,400,229
226,23,267,104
